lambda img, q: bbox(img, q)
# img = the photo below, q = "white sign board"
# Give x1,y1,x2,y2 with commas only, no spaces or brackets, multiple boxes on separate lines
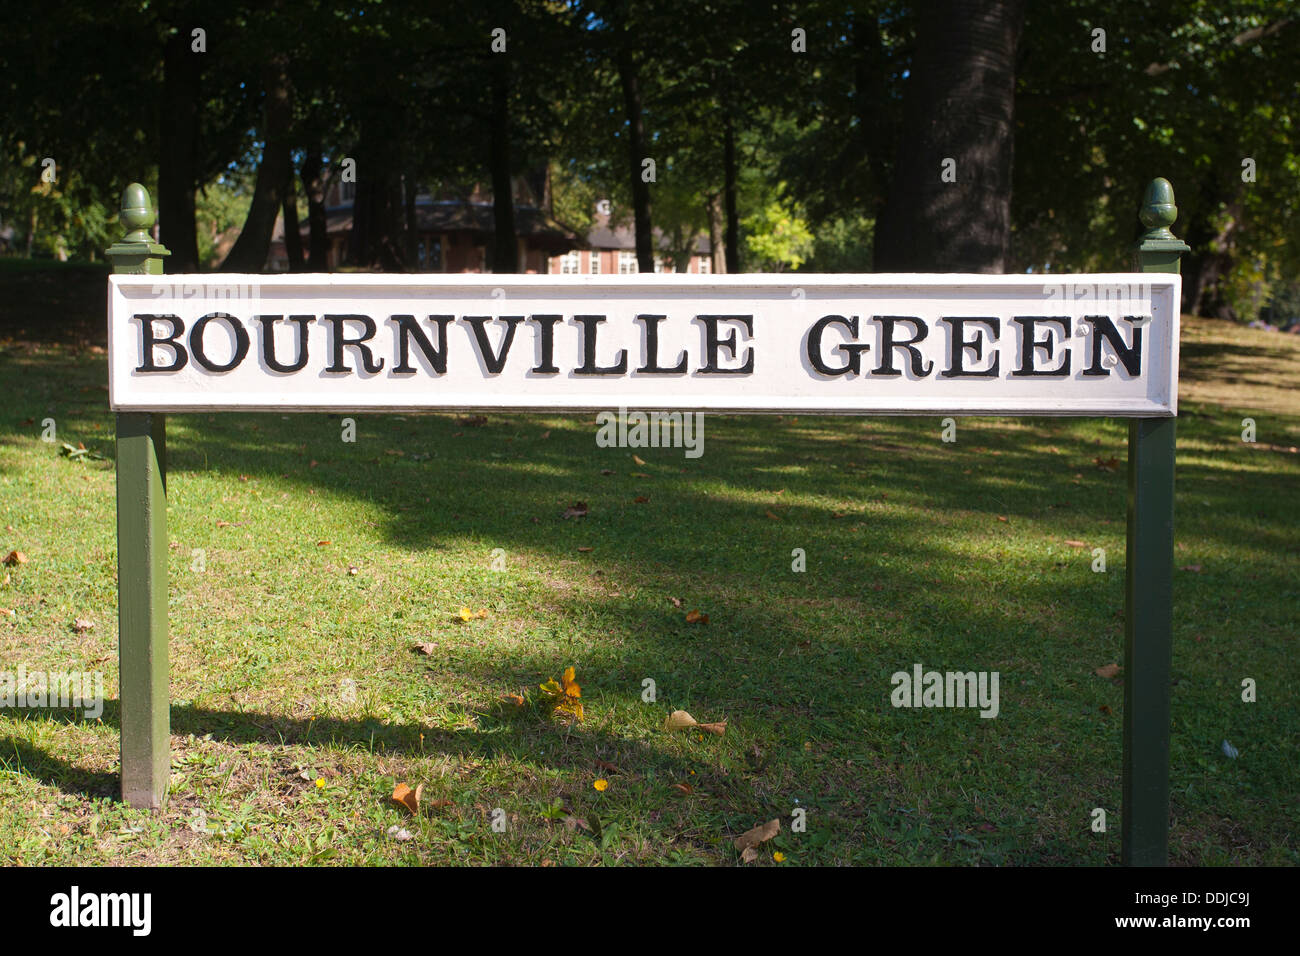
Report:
108,274,1180,416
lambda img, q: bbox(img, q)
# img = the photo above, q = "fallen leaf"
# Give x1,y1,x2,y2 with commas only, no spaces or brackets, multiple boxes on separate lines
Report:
564,815,591,832
500,693,525,707
540,430,550,439
1094,456,1121,472
562,502,589,519
1180,564,1203,573
386,825,414,841
3,551,28,566
595,759,622,775
577,546,593,553
741,846,761,863
1064,539,1087,548
997,516,1008,523
734,818,780,854
72,618,94,634
634,495,649,504
391,782,424,815
412,642,439,655
457,415,488,427
215,520,231,528
664,710,698,732
384,448,404,457
1094,663,1121,679
316,540,330,547
831,512,848,519
684,609,709,624
669,597,682,608
765,510,781,520
672,783,694,795
600,469,615,476
697,720,728,736
629,471,650,478
632,454,646,466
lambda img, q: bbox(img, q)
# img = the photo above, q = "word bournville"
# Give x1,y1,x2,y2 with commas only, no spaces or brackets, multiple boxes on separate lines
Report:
108,274,1180,416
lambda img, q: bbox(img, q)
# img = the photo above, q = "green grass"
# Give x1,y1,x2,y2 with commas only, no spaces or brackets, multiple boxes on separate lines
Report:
0,289,1296,865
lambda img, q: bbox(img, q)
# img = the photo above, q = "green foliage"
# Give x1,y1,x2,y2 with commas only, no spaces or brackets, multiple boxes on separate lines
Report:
803,215,875,273
743,199,814,273
195,173,255,270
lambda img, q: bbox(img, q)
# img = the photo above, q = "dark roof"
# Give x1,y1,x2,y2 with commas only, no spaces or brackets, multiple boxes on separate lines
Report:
280,200,578,254
585,211,710,255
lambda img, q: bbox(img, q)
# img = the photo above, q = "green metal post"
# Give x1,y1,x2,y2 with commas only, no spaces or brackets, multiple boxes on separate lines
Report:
107,183,171,808
1123,178,1189,865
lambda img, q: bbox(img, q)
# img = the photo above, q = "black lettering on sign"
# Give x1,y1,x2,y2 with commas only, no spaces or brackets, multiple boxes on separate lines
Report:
256,315,313,374
463,315,523,374
939,317,1000,378
190,312,250,372
807,315,870,376
528,314,562,374
1082,315,1143,376
324,314,384,373
634,314,688,374
134,314,188,372
391,315,452,374
574,315,628,375
1010,316,1070,377
872,316,933,377
697,315,754,374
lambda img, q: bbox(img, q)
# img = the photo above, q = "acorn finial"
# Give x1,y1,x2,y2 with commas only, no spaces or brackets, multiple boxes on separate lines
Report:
119,182,156,242
1138,178,1178,240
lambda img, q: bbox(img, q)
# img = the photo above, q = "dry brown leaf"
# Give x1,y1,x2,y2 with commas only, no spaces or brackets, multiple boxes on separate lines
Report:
697,720,728,736
634,495,649,504
765,510,781,520
391,782,423,815
734,818,780,853
672,783,694,795
500,693,525,707
629,471,650,478
1064,539,1087,548
413,641,439,655
669,597,682,608
72,618,94,634
997,516,1008,523
684,609,709,624
740,846,761,864
664,710,699,732
562,502,589,519
3,551,28,566
595,759,622,775
215,520,231,528
316,540,331,546
577,546,593,553
540,430,551,439
1094,663,1121,679
564,815,591,832
1180,564,1203,573
458,415,488,427
632,454,647,466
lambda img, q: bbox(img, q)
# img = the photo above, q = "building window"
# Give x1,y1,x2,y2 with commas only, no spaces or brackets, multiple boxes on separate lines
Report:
590,251,601,274
698,255,711,274
618,250,638,274
653,257,665,273
560,252,580,274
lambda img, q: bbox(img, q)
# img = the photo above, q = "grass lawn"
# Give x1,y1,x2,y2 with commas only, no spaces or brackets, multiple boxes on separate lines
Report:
0,263,1296,865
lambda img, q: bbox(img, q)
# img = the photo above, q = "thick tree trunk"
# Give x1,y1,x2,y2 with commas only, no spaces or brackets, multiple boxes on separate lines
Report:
706,193,726,273
873,0,1025,273
301,145,329,270
617,47,654,273
159,28,201,272
282,178,304,272
723,113,740,274
221,53,293,272
489,59,519,274
404,174,418,272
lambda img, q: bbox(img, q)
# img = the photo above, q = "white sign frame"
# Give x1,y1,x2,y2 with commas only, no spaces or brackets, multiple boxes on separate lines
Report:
108,273,1180,417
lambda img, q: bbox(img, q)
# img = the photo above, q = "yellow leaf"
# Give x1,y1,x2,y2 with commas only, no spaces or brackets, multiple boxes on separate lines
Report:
664,710,698,732
391,782,423,815
459,606,473,621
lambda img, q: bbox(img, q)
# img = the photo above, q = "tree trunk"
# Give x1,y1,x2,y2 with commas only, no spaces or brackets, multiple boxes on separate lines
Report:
404,174,418,272
723,113,741,274
706,192,726,273
221,53,293,272
490,58,519,274
301,145,329,270
617,47,654,273
159,28,201,272
873,0,1025,273
282,176,304,272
